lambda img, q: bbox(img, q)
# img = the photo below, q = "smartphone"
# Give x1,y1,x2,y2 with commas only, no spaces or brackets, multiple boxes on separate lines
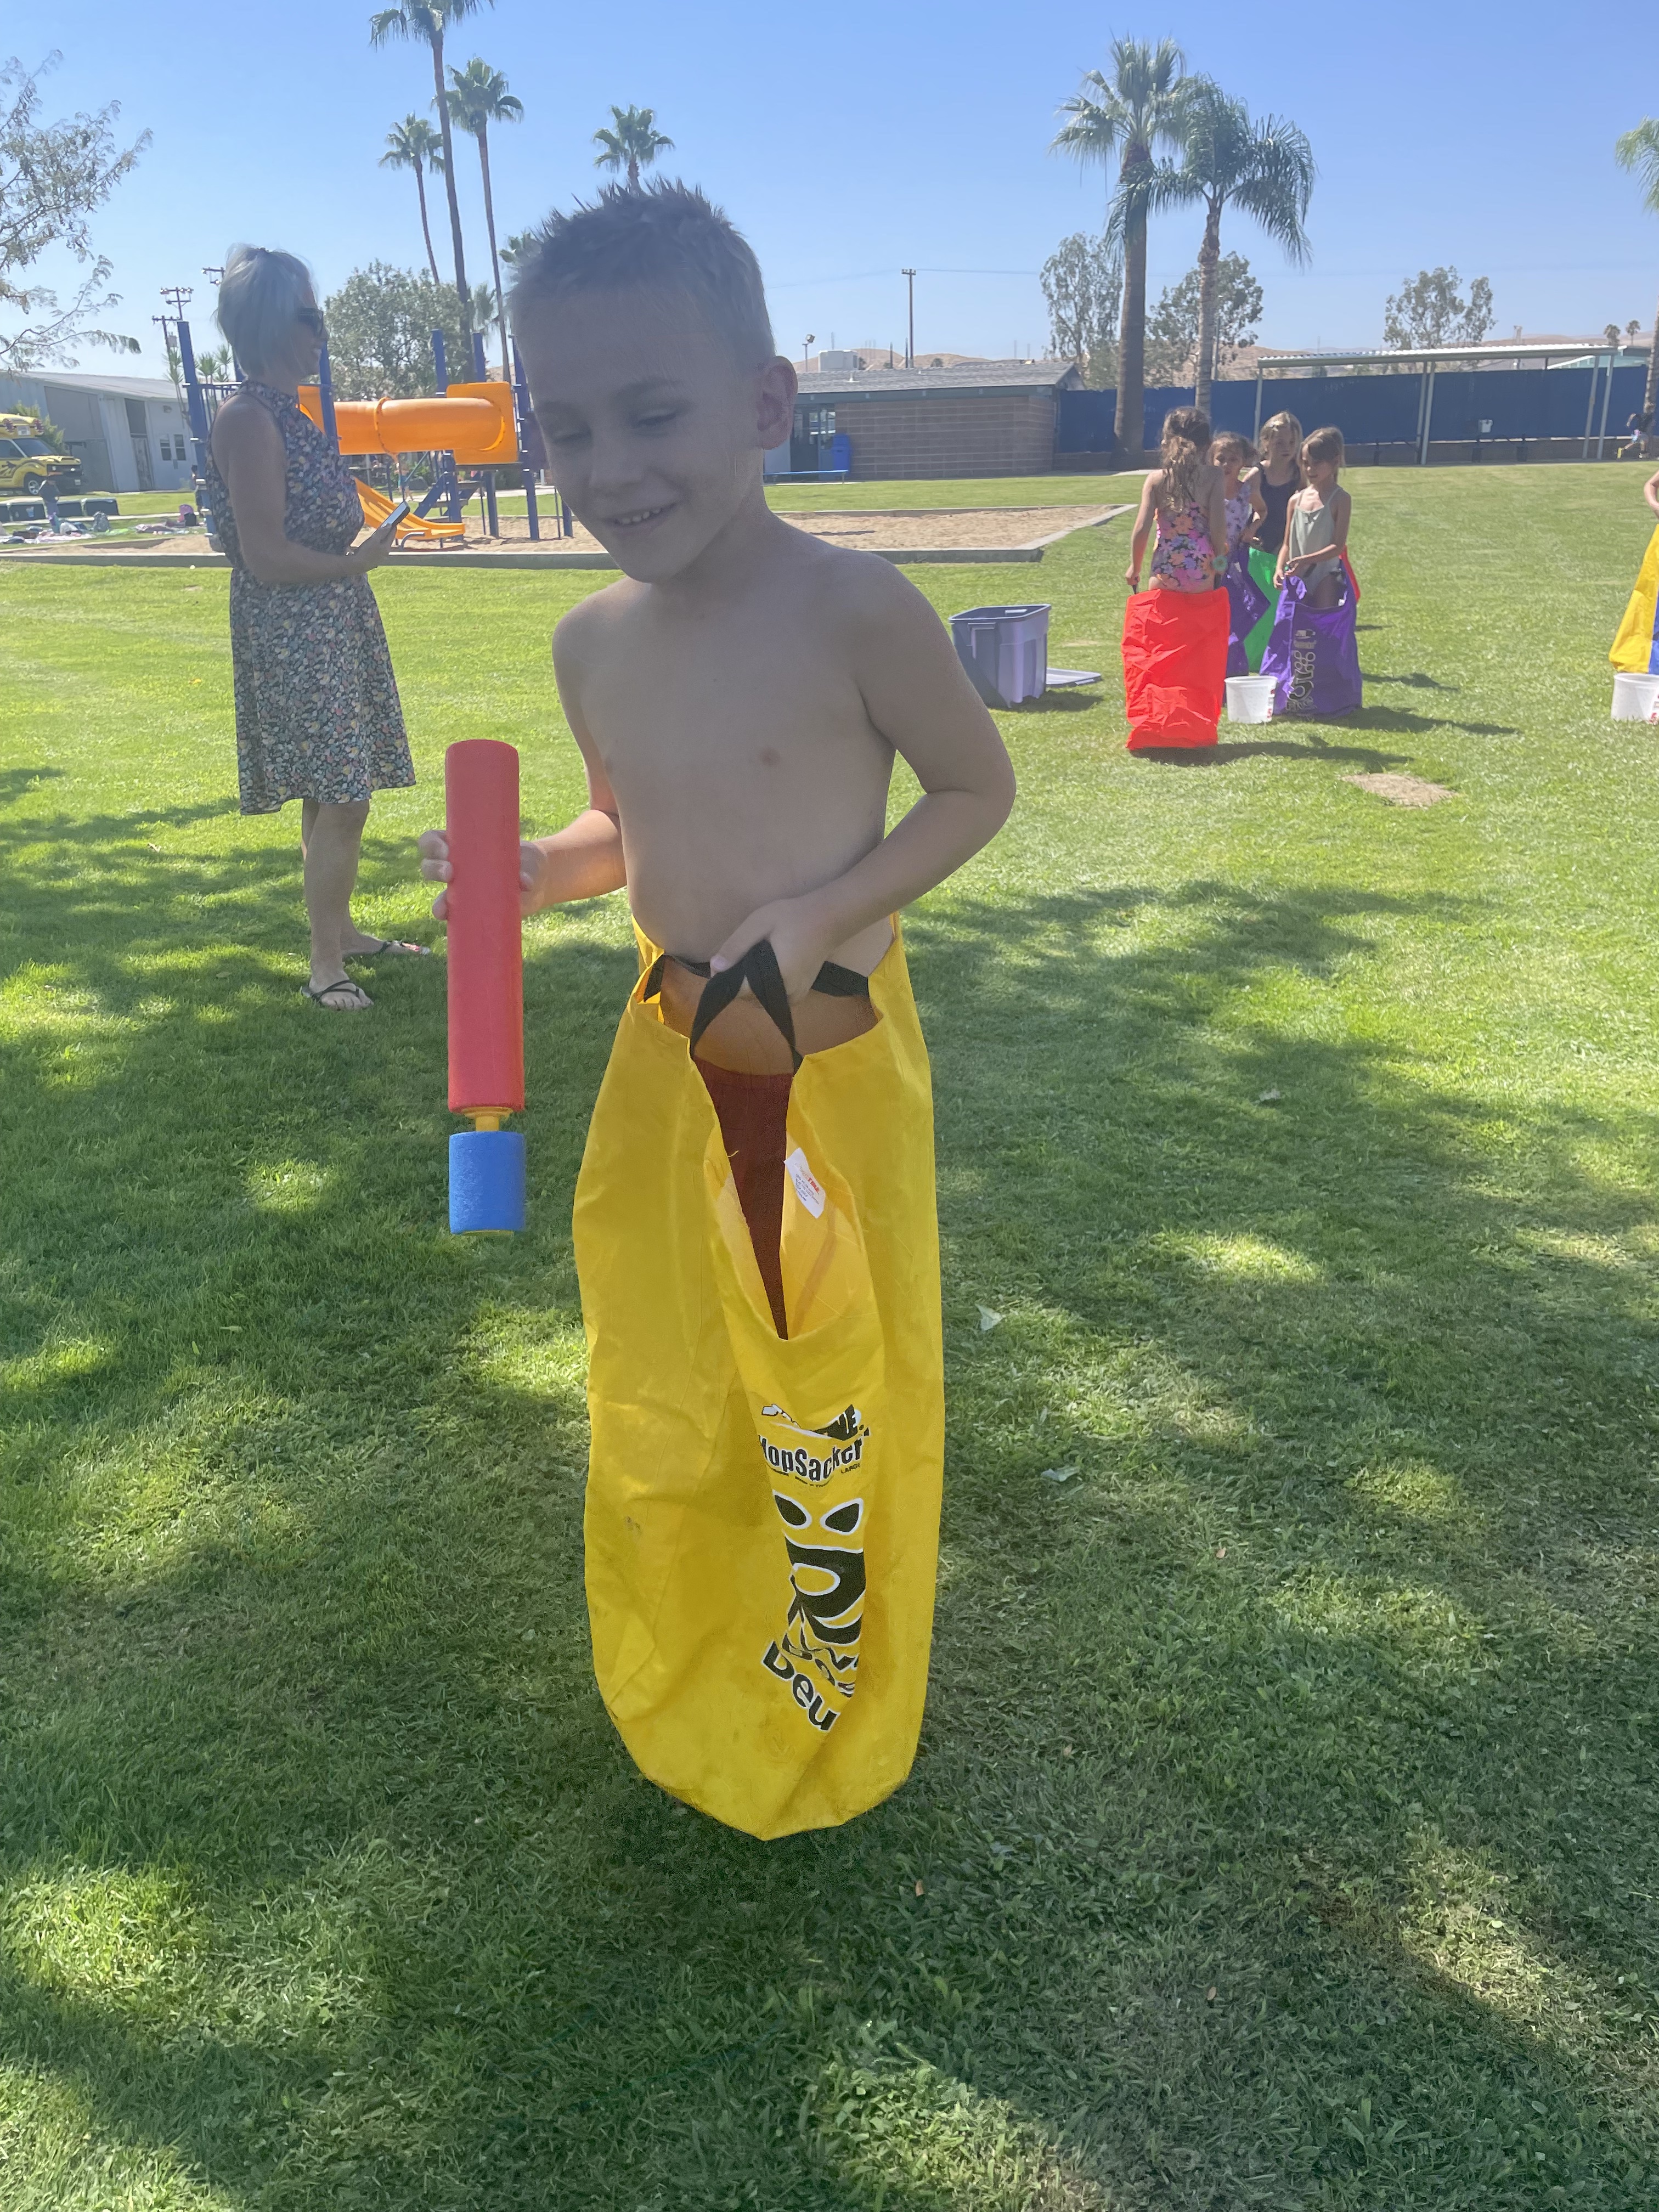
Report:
381,499,412,534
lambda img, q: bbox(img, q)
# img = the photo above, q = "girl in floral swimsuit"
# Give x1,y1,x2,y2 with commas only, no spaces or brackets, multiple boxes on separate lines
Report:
1126,407,1229,596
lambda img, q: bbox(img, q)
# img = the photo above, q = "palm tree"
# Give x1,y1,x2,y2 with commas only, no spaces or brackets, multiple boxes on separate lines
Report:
369,0,494,332
445,58,523,379
1052,37,1188,456
1616,120,1659,417
469,281,500,365
1141,83,1314,415
380,114,447,287
592,105,674,190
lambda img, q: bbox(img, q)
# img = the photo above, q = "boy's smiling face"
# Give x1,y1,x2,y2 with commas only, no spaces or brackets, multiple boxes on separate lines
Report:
518,285,795,581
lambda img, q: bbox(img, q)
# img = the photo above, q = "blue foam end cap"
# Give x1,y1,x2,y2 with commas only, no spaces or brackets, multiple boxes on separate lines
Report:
449,1128,526,1234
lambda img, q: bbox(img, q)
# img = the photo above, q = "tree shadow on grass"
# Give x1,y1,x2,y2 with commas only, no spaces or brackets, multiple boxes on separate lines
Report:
0,764,65,807
1,845,1656,2207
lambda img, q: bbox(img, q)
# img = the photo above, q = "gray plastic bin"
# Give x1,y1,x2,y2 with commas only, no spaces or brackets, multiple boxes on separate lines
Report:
949,602,1052,708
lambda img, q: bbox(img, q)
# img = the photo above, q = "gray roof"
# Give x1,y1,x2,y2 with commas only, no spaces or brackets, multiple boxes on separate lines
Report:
796,359,1084,400
0,369,182,403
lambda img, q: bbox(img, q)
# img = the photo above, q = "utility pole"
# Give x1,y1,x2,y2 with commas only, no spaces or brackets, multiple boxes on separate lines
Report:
901,270,916,368
802,333,815,369
157,285,193,393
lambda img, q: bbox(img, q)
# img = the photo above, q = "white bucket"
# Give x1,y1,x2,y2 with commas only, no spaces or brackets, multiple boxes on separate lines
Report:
1611,672,1659,722
1225,674,1277,724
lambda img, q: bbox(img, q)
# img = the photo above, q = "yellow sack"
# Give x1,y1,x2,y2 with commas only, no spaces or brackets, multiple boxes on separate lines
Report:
1611,523,1659,674
573,926,944,1839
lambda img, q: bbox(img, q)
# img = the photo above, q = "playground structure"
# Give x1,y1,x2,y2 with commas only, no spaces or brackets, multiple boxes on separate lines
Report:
174,315,571,546
444,739,528,1235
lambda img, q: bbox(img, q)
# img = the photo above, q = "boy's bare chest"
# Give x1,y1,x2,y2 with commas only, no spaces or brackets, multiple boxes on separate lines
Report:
582,607,879,791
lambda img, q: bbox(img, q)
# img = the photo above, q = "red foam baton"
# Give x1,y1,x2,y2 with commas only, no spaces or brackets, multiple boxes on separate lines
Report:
445,738,524,1115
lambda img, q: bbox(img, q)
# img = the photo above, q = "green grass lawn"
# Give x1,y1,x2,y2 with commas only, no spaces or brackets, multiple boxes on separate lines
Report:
2,464,1658,2210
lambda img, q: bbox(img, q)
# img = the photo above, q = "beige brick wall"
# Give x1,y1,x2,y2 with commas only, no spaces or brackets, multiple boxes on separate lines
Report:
829,391,1058,479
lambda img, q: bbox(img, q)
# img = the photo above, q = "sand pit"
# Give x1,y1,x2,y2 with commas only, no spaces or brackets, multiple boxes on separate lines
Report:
0,502,1131,569
473,502,1127,554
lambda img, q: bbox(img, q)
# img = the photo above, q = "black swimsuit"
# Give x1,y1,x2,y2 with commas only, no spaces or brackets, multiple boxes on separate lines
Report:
1257,469,1299,557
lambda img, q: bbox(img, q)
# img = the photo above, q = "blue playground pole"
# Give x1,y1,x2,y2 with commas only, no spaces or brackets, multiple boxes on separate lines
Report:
431,330,463,524
469,331,499,536
511,337,541,542
317,337,339,453
177,317,215,535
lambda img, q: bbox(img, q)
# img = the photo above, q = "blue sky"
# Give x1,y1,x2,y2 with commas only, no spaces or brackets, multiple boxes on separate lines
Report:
26,0,1659,381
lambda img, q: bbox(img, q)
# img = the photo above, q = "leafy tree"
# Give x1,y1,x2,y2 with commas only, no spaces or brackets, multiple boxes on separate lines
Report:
1051,37,1188,454
195,345,233,382
499,229,535,269
380,114,446,286
368,1,494,331
321,262,469,399
592,104,674,190
1138,82,1312,416
444,57,522,379
1616,120,1659,415
1144,252,1263,388
1383,267,1494,350
0,53,148,370
1039,232,1120,386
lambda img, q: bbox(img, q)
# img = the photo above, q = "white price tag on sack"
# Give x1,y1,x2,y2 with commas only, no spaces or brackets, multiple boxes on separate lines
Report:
784,1146,826,1218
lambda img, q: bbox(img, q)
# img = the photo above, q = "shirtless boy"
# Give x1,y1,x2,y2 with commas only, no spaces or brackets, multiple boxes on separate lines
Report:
417,184,1013,1834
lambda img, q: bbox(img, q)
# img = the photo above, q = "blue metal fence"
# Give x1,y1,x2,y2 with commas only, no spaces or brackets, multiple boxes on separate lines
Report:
1057,362,1648,459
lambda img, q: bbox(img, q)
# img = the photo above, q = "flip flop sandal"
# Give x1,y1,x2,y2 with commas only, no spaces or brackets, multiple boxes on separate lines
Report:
347,937,431,959
303,977,374,1011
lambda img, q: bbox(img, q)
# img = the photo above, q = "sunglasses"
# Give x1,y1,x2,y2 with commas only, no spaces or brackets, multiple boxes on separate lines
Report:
296,307,325,333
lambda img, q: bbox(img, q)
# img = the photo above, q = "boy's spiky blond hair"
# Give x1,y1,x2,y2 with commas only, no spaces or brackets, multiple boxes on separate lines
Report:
509,180,775,366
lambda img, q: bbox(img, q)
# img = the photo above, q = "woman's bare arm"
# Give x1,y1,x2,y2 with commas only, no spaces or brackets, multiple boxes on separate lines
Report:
211,398,393,586
1646,467,1659,519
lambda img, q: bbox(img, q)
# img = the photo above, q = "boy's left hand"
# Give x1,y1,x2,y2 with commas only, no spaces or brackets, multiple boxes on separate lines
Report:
710,893,840,1002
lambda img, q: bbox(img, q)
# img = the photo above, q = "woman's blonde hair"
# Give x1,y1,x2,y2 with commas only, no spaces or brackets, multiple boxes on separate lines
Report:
1211,431,1256,467
1158,406,1211,507
1259,409,1304,461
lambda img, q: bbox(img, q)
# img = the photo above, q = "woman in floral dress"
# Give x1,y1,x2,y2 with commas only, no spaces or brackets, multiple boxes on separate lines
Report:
205,245,422,1010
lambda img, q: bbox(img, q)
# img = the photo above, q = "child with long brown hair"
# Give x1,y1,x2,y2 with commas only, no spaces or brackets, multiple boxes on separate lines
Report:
1277,426,1352,610
1212,431,1265,564
1126,408,1228,594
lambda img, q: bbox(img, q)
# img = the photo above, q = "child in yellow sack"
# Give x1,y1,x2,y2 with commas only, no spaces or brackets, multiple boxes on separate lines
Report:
418,183,1014,1838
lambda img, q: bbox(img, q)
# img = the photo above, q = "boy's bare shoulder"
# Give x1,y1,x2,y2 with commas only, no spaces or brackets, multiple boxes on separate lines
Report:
551,575,640,669
785,531,945,634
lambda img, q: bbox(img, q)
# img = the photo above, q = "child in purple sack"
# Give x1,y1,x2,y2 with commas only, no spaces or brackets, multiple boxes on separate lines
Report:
1277,426,1351,609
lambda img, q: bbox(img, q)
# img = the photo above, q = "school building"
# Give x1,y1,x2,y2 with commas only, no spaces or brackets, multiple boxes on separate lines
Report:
0,369,195,495
783,359,1086,480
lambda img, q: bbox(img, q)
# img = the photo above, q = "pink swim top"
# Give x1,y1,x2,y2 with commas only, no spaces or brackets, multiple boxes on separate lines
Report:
1149,499,1215,591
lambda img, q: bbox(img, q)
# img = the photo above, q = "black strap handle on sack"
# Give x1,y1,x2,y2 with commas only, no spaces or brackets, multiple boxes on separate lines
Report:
645,944,871,1074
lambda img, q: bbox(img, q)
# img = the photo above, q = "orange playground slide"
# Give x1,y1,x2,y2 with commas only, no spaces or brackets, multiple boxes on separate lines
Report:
296,381,518,468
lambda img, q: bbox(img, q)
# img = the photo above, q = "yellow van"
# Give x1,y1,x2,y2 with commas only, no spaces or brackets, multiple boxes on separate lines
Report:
0,415,82,496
